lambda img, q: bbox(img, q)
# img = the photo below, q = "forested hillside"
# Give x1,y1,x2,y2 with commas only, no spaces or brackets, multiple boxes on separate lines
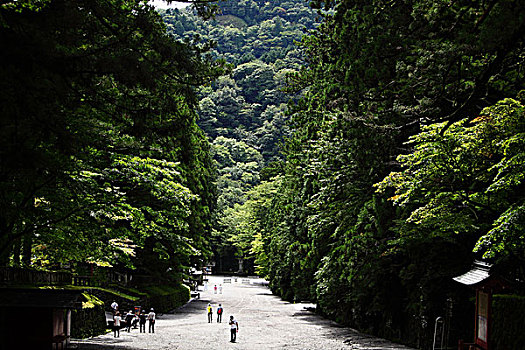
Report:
2,0,523,348
163,0,525,348
159,0,319,272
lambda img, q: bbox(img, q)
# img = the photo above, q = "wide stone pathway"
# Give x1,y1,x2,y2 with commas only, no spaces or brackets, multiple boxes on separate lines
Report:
73,276,415,350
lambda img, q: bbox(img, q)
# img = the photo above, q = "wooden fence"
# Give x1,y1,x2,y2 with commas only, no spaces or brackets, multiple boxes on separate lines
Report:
71,270,133,287
0,267,72,285
1,267,148,288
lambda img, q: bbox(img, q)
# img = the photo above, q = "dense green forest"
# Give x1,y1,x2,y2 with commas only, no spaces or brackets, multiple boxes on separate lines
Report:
159,0,320,272
1,0,524,348
161,0,525,348
0,0,223,282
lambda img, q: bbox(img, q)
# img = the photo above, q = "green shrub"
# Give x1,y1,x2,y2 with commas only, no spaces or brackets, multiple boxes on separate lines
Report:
71,293,107,338
491,294,525,350
141,283,190,313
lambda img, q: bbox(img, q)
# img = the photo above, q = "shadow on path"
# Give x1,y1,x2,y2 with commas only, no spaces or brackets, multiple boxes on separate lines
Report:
291,308,413,350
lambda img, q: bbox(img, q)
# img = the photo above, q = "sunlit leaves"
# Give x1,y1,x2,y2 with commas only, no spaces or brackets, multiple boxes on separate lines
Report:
476,204,525,258
377,95,525,258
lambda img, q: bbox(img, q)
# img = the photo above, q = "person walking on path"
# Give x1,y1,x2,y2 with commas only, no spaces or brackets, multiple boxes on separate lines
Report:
207,303,213,323
219,284,223,294
214,284,217,294
217,304,223,323
139,311,147,333
229,315,239,342
147,308,156,333
132,313,139,329
113,312,121,338
125,310,133,332
111,301,118,314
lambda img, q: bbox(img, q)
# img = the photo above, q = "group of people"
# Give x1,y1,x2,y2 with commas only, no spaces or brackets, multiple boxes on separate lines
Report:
206,303,223,323
204,282,224,294
207,303,239,342
110,301,156,338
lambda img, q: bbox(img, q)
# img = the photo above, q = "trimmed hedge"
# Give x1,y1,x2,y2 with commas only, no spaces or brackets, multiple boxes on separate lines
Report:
141,283,190,313
491,294,525,350
71,293,107,338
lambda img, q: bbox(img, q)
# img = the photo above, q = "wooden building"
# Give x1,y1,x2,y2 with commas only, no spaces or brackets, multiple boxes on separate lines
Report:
0,288,86,350
453,261,509,350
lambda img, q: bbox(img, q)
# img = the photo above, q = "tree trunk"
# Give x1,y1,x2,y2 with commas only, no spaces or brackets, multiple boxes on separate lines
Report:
12,239,21,266
0,224,14,266
21,233,32,266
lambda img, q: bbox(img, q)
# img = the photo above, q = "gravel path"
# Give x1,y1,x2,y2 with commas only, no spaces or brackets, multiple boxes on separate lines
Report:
74,276,414,350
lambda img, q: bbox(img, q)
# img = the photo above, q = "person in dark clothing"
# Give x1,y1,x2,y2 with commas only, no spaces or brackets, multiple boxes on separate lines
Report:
217,304,223,323
125,310,133,332
139,311,147,333
207,303,213,323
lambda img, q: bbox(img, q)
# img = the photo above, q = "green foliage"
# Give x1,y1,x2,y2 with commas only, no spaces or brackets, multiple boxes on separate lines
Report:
161,0,317,164
212,136,263,210
141,283,190,312
221,176,282,274
71,293,107,339
0,0,223,279
377,95,525,266
81,292,105,309
300,0,524,123
158,1,319,273
491,294,525,350
255,0,524,348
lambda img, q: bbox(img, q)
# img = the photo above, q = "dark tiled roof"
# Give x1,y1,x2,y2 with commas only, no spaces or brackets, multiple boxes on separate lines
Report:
0,288,86,309
453,260,492,286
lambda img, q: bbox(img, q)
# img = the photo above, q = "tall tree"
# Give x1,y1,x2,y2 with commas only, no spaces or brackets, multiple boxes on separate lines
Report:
377,93,525,281
259,0,524,347
0,0,223,273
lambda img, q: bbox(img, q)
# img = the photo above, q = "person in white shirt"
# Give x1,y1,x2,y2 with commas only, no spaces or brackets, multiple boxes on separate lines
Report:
113,312,121,338
111,301,118,313
147,308,156,333
229,315,239,342
219,284,223,294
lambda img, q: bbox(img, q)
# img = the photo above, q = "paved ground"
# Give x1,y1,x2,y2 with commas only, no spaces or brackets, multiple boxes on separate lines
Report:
73,276,414,350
